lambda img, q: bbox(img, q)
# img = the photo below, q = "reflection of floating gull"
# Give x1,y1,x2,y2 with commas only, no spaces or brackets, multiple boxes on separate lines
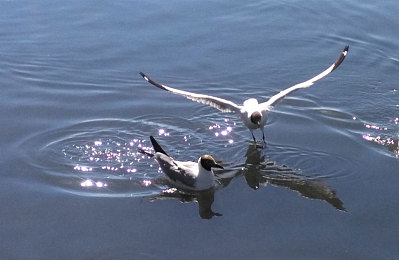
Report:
148,161,241,219
139,136,223,191
151,188,222,219
242,144,346,211
140,46,348,143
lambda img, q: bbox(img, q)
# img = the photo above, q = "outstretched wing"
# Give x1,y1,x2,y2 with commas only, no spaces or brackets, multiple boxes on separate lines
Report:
140,72,242,113
260,46,349,110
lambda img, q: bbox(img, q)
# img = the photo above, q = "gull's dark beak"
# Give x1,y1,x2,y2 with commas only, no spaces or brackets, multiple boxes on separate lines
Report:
213,163,224,169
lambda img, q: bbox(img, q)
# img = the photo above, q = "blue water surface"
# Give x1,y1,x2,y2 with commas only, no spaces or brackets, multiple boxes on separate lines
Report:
1,0,398,259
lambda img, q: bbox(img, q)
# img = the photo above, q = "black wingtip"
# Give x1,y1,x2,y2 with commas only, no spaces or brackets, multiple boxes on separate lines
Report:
331,45,349,72
343,45,349,55
138,72,168,91
139,72,148,80
150,136,169,156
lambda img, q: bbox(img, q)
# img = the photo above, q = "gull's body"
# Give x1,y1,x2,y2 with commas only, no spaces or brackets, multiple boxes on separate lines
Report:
139,136,223,191
140,46,349,142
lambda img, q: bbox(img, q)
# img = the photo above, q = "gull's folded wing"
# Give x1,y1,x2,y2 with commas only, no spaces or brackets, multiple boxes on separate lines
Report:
156,153,196,188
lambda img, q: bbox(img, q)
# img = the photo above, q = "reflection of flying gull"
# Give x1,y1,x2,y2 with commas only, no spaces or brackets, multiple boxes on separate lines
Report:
139,136,223,191
140,46,349,143
243,144,346,211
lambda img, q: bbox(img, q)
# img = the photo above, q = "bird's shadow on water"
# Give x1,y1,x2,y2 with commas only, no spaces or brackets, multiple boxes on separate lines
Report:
150,144,345,219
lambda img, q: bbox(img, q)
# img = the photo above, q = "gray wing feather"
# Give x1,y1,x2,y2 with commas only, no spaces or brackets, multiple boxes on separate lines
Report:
155,153,196,187
140,72,242,113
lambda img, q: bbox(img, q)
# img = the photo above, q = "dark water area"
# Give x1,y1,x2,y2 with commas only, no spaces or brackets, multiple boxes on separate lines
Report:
1,0,399,259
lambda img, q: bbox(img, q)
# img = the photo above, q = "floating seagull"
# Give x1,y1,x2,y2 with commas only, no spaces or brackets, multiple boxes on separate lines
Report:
139,136,224,191
140,46,348,143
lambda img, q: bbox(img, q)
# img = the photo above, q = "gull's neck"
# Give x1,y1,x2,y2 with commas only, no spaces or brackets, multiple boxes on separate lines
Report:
196,158,214,189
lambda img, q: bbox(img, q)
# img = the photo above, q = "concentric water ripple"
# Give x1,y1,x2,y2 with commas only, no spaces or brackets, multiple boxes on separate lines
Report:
264,143,364,182
18,104,370,198
18,115,243,197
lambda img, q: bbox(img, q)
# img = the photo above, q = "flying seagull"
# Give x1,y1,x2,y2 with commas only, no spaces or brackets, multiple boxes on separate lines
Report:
139,136,224,191
140,46,349,143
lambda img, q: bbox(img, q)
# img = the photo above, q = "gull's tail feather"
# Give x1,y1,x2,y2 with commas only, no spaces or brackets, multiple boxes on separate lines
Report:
150,136,169,156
